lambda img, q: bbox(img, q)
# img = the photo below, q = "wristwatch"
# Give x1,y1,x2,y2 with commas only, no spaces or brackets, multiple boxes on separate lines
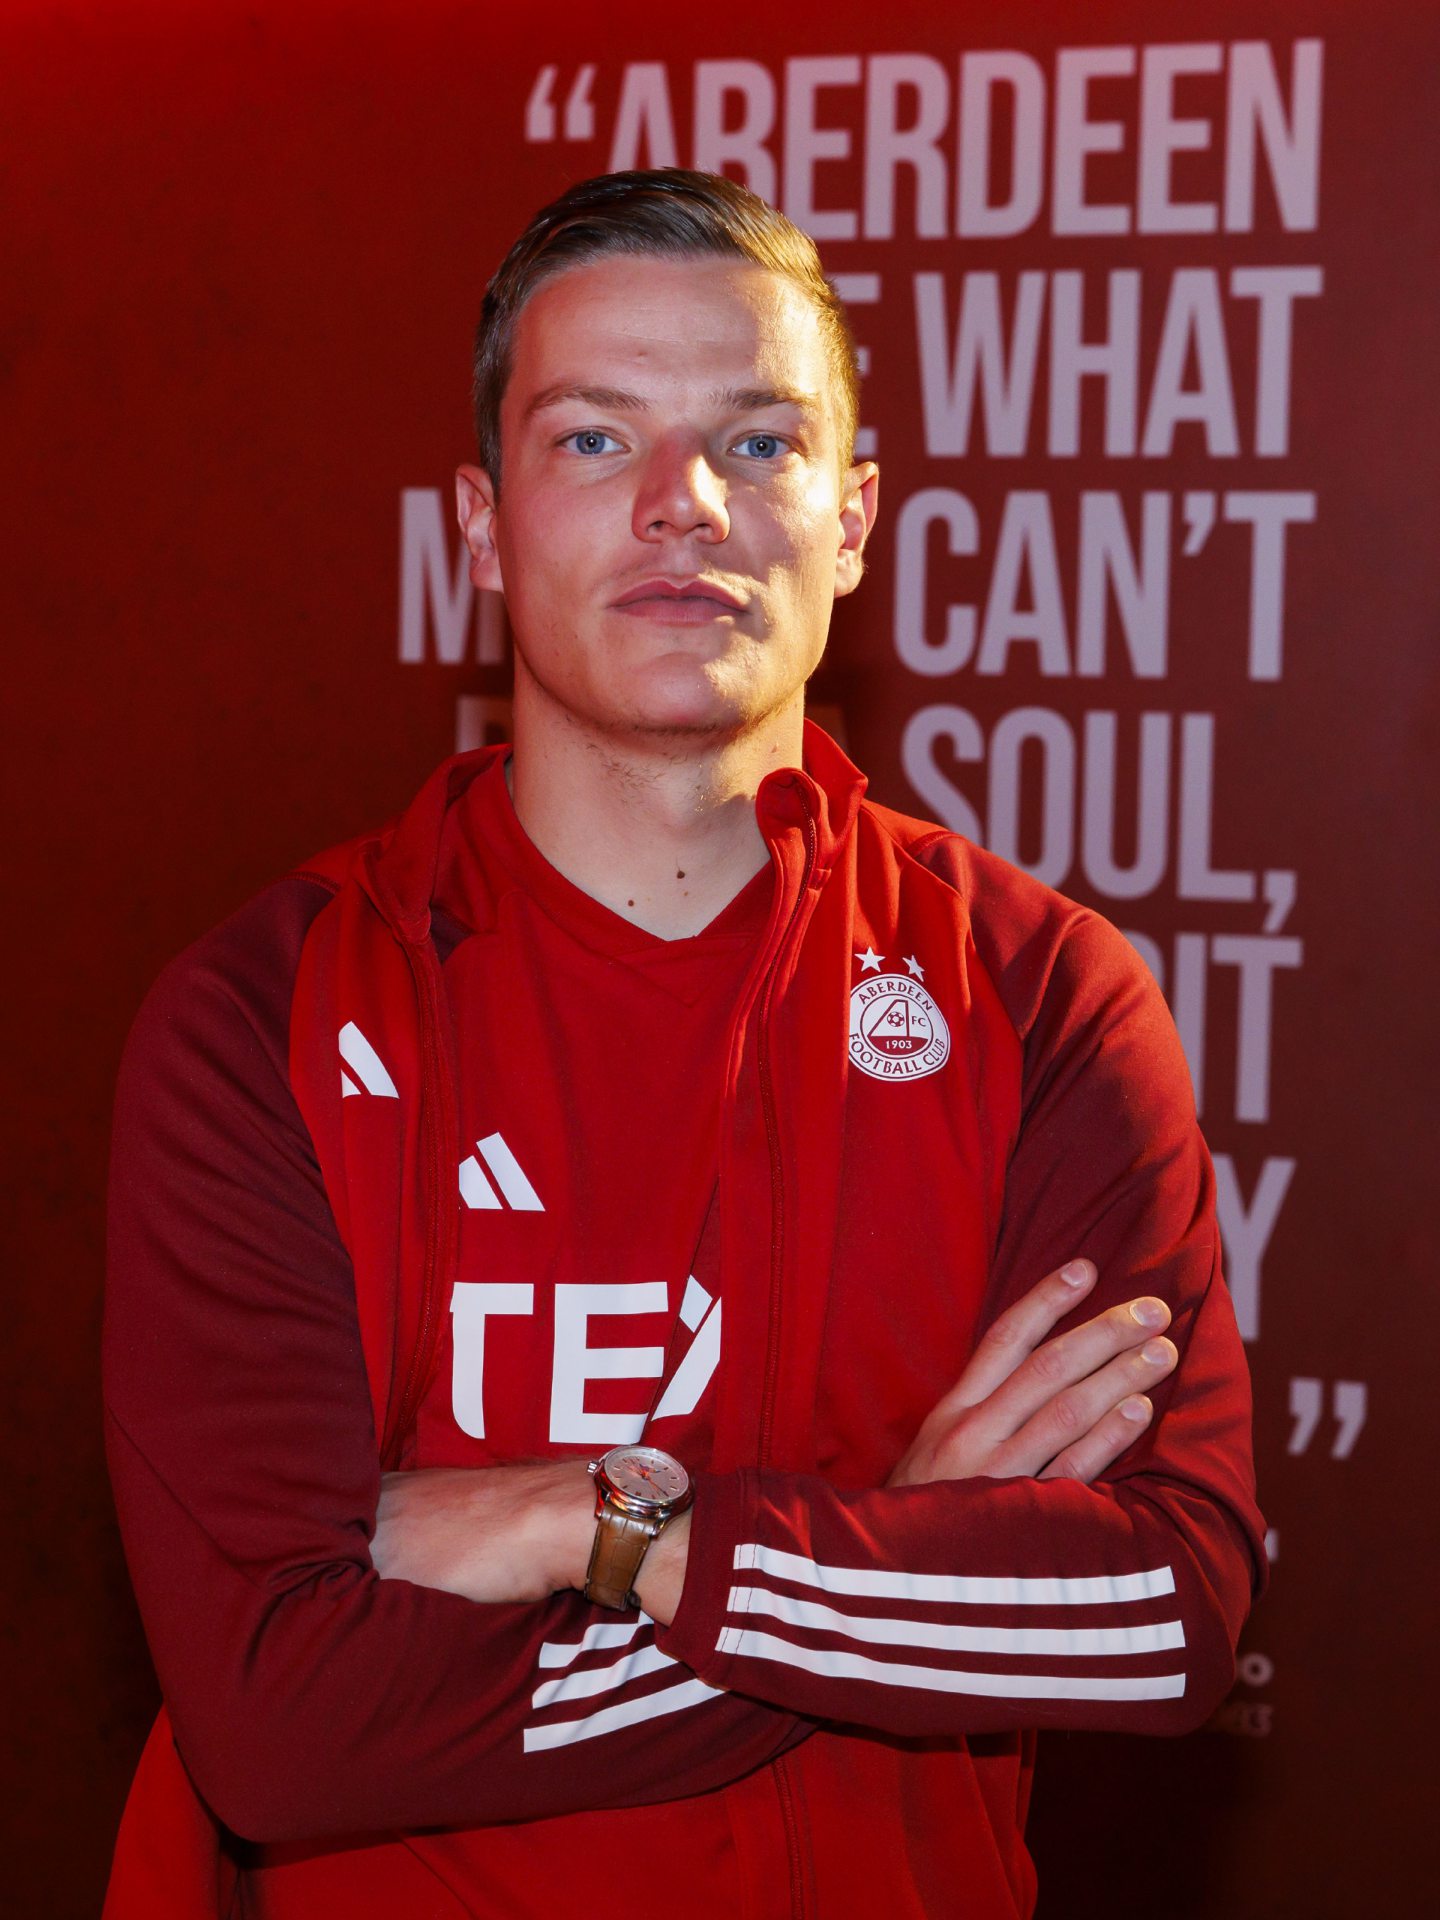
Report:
585,1445,693,1610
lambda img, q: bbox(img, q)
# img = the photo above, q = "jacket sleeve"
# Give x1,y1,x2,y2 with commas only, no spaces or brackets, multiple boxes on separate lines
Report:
103,879,809,1847
658,842,1266,1737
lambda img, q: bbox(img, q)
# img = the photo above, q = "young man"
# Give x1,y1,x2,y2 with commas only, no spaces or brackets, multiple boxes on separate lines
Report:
104,170,1265,1917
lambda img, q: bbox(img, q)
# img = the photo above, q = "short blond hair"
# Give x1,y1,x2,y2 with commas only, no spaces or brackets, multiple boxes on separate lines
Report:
473,168,861,494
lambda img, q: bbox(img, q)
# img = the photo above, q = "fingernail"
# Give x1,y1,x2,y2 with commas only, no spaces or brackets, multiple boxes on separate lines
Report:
1141,1339,1173,1366
1120,1396,1152,1423
1130,1298,1167,1327
1061,1260,1093,1287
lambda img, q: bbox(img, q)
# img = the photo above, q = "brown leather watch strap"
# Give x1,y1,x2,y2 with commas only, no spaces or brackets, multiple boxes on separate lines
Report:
585,1509,660,1611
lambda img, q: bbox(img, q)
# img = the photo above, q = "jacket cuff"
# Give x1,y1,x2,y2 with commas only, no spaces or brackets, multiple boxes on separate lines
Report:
653,1467,754,1684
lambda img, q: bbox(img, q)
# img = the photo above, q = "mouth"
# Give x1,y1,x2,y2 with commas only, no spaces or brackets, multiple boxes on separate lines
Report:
611,578,749,617
613,598,738,624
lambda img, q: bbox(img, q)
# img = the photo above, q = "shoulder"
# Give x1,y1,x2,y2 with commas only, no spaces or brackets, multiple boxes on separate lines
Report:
120,873,339,1112
858,803,1156,1050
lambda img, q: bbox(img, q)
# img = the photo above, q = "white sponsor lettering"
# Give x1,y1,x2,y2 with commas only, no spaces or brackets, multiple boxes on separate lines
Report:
549,1282,668,1444
450,1283,535,1439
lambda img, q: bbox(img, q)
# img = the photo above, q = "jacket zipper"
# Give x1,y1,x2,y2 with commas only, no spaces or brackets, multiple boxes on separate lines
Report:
756,797,817,1471
754,793,817,1919
772,1753,807,1920
386,930,451,1466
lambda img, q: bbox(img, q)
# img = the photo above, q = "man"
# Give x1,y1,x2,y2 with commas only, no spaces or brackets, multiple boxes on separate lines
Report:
104,169,1264,1917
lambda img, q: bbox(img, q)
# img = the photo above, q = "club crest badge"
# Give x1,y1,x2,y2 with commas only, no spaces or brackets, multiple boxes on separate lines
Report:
849,950,950,1081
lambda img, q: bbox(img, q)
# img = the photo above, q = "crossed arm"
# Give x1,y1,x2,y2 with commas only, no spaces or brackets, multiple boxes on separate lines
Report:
371,1256,1179,1622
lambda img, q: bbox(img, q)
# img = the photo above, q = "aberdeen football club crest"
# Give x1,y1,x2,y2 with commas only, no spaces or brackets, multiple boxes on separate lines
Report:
849,948,951,1081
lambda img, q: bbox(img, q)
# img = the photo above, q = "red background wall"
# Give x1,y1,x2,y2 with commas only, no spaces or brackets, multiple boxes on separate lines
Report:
5,2,1437,1912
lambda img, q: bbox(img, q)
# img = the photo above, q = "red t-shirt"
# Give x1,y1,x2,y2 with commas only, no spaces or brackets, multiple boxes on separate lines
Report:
417,756,769,1470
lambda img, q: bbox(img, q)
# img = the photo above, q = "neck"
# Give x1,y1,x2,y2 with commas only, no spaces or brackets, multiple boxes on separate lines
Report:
508,682,804,940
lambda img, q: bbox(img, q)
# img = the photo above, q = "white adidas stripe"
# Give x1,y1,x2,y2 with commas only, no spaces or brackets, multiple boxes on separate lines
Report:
536,1621,644,1670
732,1544,1177,1608
531,1640,676,1712
725,1584,1187,1658
715,1627,1186,1702
475,1132,543,1210
338,1021,398,1098
458,1132,544,1212
458,1153,501,1209
523,1676,722,1753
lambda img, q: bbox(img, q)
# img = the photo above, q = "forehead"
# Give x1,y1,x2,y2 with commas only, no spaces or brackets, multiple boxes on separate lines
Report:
506,254,832,411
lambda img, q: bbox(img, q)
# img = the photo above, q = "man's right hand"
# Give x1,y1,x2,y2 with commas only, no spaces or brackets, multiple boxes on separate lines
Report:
887,1260,1177,1489
371,1458,595,1603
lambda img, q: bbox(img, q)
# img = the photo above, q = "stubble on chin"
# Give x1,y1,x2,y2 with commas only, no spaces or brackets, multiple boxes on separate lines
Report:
518,632,795,747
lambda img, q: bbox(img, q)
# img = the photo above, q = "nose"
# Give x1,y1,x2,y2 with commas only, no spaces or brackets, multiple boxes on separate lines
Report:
631,434,731,545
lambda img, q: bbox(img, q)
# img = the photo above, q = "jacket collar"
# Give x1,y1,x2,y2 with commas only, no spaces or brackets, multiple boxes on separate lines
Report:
355,746,504,945
358,720,868,939
756,719,868,880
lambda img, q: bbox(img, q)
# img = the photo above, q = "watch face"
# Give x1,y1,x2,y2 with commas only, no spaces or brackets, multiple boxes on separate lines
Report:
600,1446,690,1511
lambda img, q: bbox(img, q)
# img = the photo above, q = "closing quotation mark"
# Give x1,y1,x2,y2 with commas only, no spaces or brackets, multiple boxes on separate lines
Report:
1287,1378,1367,1458
525,66,597,143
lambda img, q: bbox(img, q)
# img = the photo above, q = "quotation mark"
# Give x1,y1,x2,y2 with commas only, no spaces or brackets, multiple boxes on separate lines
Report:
1287,1377,1367,1458
526,66,597,143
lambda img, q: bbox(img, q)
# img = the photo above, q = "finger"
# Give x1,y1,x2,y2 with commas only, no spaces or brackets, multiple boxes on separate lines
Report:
994,1336,1177,1478
1037,1395,1154,1484
935,1258,1099,1418
960,1295,1172,1451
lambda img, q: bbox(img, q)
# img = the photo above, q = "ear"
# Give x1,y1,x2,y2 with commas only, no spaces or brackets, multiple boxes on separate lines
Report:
456,464,504,593
834,460,879,599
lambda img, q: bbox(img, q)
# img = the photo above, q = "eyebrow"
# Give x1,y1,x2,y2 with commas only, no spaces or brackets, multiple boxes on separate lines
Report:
523,382,823,422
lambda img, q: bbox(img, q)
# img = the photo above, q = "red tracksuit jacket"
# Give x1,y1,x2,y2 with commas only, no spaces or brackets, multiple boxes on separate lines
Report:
103,723,1265,1917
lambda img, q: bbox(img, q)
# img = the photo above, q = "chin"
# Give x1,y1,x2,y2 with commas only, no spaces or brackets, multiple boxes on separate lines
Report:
611,701,750,743
610,658,769,738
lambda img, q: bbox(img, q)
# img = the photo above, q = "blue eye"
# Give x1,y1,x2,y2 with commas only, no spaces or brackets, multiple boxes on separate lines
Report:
565,430,622,456
734,433,785,460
